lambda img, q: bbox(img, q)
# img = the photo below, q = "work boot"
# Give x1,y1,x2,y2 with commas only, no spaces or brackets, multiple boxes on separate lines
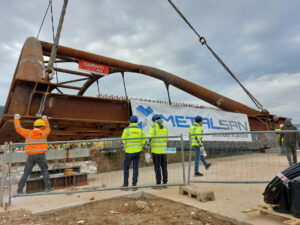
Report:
120,185,129,191
131,185,138,191
194,172,204,177
45,187,53,192
17,188,23,194
205,163,212,170
152,185,163,190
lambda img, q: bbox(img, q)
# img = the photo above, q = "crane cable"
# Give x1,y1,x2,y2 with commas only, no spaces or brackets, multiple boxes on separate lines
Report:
166,0,266,112
49,0,59,83
36,0,52,38
36,0,59,83
45,0,68,80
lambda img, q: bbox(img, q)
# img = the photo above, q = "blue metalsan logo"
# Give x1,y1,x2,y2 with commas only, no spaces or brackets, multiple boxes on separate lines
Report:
136,105,248,131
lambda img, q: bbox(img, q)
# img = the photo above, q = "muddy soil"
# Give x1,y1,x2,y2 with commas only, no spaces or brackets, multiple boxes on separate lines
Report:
0,197,236,225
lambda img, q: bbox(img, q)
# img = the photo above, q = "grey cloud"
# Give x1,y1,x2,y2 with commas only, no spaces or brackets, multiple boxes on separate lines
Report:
1,0,300,123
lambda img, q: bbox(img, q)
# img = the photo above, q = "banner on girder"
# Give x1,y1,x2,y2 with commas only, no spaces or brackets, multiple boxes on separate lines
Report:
130,100,252,141
78,60,110,75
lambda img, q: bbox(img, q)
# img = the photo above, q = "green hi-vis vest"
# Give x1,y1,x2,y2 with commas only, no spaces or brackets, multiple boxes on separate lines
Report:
121,123,146,153
148,121,169,154
188,122,203,147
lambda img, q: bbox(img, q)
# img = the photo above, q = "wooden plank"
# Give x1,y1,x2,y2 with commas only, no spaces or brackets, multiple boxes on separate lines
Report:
179,185,215,202
243,204,300,224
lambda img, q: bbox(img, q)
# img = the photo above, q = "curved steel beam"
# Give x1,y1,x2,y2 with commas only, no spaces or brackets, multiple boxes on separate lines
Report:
78,75,102,96
41,40,265,117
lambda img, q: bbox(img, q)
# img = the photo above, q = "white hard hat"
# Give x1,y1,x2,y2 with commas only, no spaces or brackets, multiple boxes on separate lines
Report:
280,124,284,128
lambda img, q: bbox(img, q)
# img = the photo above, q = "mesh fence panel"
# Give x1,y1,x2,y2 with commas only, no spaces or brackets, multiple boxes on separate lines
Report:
188,131,300,183
8,136,185,195
4,130,299,197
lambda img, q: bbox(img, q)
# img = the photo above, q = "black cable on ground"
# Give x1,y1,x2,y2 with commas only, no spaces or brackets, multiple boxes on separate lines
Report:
263,163,300,204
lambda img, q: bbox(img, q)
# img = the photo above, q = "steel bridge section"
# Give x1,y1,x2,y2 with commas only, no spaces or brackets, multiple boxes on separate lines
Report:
0,37,285,143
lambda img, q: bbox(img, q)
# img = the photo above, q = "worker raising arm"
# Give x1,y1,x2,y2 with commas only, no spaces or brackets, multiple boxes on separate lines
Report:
14,114,52,194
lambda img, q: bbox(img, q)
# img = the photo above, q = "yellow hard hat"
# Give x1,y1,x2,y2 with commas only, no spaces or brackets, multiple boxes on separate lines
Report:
34,119,46,127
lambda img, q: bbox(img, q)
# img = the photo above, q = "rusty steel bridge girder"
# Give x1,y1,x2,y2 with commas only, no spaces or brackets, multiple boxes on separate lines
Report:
0,37,285,144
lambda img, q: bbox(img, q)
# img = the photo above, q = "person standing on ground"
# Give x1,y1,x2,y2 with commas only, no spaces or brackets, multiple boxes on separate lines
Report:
280,119,300,166
121,115,146,191
275,124,286,155
189,116,212,176
148,114,169,189
14,114,51,194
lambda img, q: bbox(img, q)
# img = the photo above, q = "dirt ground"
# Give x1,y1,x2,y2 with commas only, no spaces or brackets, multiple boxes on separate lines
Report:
0,197,236,225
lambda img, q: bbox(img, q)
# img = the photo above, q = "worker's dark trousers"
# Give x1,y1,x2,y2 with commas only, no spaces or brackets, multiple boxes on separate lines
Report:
18,153,51,192
286,145,297,166
123,152,141,186
152,153,168,184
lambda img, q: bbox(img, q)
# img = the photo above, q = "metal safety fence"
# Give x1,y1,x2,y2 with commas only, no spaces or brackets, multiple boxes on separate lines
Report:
188,130,300,184
1,130,299,208
0,135,186,206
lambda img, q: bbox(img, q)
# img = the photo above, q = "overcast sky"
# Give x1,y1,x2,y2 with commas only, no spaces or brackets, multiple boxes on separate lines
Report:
1,0,299,123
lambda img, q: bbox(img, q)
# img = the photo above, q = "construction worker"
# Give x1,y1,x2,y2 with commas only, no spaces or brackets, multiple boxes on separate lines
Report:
121,115,146,191
188,116,211,176
275,124,286,155
14,114,51,194
148,114,169,188
280,119,300,166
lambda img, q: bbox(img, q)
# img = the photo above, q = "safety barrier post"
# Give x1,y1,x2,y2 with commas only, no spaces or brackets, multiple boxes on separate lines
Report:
187,134,192,184
0,144,4,208
180,134,186,185
8,142,12,206
0,142,9,210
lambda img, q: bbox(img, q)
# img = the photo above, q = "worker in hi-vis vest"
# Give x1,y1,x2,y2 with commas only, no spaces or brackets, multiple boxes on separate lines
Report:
148,114,169,188
14,114,51,194
121,115,146,190
188,116,212,177
275,124,286,155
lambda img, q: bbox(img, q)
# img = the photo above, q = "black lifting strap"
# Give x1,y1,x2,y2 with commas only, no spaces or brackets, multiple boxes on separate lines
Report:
121,72,128,99
96,78,100,97
164,82,172,104
166,0,265,111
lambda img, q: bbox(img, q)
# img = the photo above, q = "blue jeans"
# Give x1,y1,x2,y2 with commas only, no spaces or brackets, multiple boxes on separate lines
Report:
18,153,51,192
123,152,141,186
193,146,208,173
280,145,286,154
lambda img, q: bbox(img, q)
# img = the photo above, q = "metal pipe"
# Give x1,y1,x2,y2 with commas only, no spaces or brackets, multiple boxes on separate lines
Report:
188,134,192,185
180,134,186,184
10,135,182,146
59,78,89,85
7,143,12,206
40,40,266,117
0,144,5,207
54,67,96,78
190,180,269,184
45,0,68,80
14,183,185,197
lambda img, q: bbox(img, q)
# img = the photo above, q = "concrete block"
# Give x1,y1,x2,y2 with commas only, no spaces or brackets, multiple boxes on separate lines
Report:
179,185,215,202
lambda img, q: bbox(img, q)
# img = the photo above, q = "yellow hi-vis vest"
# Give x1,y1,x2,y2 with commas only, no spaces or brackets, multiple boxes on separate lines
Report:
148,121,169,154
121,123,146,153
188,122,203,147
275,128,284,143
